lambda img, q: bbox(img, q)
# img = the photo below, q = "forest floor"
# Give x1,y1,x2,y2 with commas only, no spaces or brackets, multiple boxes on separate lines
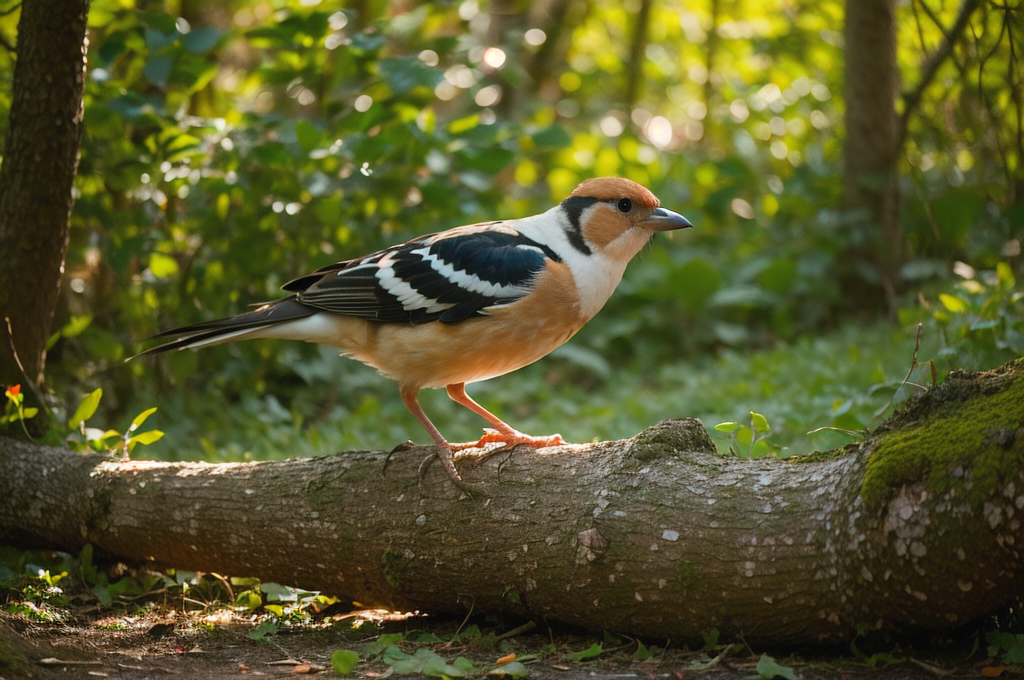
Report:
2,602,1008,680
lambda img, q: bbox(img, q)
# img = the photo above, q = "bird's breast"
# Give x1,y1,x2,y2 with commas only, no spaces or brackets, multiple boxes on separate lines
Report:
347,260,591,389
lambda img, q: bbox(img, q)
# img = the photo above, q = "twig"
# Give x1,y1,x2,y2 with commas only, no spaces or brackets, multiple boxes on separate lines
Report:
38,658,105,666
495,620,536,641
873,323,928,420
898,0,983,149
3,316,52,420
909,657,956,676
450,598,475,642
692,644,735,671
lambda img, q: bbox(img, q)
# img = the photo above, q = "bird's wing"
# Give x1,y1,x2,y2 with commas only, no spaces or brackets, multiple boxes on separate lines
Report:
287,225,562,325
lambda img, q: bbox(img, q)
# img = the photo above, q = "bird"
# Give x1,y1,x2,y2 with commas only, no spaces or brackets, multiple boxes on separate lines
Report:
138,177,692,489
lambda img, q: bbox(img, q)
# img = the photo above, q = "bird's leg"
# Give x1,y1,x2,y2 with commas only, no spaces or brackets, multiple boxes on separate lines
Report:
445,383,565,451
399,385,469,489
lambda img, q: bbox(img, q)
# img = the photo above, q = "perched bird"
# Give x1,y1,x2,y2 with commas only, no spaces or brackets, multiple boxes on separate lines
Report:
139,177,691,488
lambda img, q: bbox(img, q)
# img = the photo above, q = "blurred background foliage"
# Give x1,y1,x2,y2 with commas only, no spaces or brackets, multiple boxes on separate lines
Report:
0,0,1021,459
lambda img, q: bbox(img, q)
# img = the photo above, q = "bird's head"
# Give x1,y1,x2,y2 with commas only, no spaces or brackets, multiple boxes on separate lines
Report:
559,177,692,261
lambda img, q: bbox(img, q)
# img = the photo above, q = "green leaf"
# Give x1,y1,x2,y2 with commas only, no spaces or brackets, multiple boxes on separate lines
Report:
235,589,262,610
489,661,528,677
939,293,968,313
143,54,173,87
996,262,1016,289
128,430,164,447
332,649,360,675
714,422,742,434
129,407,158,432
422,653,468,677
248,620,278,640
182,26,224,53
261,582,300,601
92,584,113,607
756,654,799,680
61,315,93,339
448,115,480,135
364,633,405,657
410,632,445,643
531,124,572,148
633,641,652,661
568,643,603,662
453,658,475,674
379,57,441,95
383,646,424,674
148,252,179,278
69,389,103,429
750,412,771,436
296,120,322,154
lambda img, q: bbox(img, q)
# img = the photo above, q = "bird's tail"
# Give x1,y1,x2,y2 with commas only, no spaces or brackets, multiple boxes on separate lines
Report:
133,297,316,358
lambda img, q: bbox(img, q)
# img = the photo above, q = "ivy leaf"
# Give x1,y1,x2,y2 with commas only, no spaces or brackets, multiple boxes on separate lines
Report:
331,649,360,675
756,654,799,680
489,661,529,677
568,643,603,663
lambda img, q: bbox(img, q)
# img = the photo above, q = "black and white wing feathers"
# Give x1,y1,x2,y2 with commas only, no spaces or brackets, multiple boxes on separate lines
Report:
287,227,562,325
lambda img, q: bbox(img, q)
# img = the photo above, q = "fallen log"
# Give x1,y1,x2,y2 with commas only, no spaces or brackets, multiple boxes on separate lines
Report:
2,359,1023,644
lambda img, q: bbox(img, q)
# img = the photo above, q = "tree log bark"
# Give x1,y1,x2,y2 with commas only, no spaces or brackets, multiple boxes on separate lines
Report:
2,360,1024,645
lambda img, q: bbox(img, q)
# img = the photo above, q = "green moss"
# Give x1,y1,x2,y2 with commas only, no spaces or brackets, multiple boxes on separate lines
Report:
794,446,857,463
503,585,521,604
861,371,1024,511
381,550,409,589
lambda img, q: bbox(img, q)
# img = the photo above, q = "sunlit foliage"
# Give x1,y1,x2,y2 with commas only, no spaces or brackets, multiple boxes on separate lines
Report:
0,0,1019,458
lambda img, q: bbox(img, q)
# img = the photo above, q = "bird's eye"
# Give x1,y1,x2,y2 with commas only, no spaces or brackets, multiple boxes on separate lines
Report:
617,198,632,213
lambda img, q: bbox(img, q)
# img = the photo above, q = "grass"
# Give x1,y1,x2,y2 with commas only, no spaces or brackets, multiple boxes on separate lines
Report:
135,316,956,463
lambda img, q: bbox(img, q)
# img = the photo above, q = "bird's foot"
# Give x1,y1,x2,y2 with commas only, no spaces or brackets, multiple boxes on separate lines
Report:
451,429,565,452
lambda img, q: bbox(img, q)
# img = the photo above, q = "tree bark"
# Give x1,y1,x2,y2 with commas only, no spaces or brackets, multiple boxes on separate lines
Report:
622,0,652,112
2,360,1024,645
843,0,902,303
0,0,91,390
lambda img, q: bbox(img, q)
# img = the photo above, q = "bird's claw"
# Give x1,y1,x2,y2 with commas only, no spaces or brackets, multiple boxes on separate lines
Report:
417,450,485,497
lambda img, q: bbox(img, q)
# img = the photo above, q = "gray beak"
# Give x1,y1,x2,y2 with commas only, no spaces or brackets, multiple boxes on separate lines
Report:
639,207,693,231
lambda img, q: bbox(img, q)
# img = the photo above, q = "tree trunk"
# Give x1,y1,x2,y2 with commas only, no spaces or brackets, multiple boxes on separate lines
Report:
842,0,902,303
2,360,1024,645
0,0,91,390
622,0,652,112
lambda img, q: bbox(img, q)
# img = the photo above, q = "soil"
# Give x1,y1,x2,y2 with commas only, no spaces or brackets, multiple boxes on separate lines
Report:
1,608,1000,680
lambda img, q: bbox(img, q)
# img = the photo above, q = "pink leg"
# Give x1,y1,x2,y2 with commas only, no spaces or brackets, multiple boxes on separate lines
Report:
445,383,564,451
399,385,465,485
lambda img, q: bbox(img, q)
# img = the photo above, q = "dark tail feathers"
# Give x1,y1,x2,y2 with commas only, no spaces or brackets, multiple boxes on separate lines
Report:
133,297,316,358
